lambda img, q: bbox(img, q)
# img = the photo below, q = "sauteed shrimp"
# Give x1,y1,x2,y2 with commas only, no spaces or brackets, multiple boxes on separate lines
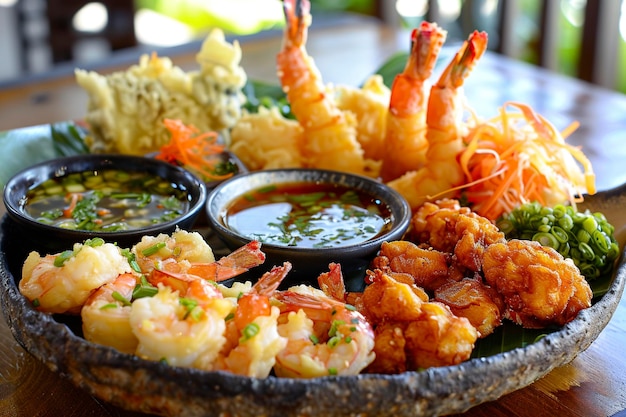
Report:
273,287,375,378
214,263,291,377
20,239,132,314
129,278,231,369
132,229,215,274
81,272,140,354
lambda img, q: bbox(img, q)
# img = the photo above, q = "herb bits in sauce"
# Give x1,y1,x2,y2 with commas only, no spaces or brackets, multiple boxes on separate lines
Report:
24,169,190,231
223,182,392,248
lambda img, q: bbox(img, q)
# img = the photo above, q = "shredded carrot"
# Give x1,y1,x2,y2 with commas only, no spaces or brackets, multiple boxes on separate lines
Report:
155,119,234,181
63,193,81,218
454,102,596,220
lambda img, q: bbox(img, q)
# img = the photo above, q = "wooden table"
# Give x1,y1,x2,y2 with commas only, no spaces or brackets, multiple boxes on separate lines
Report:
1,17,626,417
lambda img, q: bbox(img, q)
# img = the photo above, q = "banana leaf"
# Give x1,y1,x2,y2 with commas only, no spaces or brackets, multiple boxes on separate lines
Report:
0,122,88,188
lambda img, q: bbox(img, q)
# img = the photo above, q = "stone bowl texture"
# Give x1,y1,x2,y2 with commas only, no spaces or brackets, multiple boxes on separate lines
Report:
1,183,625,417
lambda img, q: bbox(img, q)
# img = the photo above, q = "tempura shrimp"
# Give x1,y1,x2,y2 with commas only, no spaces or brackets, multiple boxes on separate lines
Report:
129,278,232,369
389,30,488,210
277,0,371,176
273,288,375,378
380,21,447,182
20,239,133,314
213,263,291,377
81,272,140,354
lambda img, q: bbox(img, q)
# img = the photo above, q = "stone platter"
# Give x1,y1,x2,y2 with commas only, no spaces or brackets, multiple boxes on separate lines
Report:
2,183,626,417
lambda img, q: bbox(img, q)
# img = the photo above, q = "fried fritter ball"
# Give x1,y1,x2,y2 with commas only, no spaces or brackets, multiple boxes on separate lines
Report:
434,278,504,338
410,199,506,273
482,239,592,328
371,240,452,292
361,270,477,373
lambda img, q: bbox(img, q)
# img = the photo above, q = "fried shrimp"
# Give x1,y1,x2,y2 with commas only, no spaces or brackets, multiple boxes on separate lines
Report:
360,270,477,373
380,21,447,182
388,30,488,209
482,239,592,328
334,74,390,162
273,287,375,378
230,106,305,171
409,199,505,274
20,239,132,314
371,240,452,292
434,278,504,338
277,0,371,176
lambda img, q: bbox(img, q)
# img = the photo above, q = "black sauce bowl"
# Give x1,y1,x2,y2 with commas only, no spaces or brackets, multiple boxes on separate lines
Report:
3,154,207,254
205,168,412,289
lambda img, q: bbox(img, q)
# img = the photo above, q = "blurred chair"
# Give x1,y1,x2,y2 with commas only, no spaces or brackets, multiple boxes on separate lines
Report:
16,0,136,71
497,0,621,88
373,0,623,90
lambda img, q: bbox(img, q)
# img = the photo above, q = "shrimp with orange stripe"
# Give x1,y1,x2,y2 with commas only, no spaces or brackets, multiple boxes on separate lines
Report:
212,263,291,377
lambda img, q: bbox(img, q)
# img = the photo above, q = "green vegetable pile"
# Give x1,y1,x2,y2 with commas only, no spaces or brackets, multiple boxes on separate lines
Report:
496,202,620,280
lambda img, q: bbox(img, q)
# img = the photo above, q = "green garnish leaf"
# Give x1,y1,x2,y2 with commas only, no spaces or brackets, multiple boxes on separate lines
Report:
142,242,167,256
111,291,132,306
54,250,74,267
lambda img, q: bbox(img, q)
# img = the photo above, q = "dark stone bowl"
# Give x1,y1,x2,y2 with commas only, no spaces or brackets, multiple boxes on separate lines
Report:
1,183,625,417
2,154,207,253
205,168,412,289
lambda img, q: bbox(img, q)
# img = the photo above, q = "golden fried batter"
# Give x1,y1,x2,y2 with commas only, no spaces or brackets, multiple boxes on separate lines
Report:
366,322,408,374
372,240,452,291
361,270,477,373
403,301,478,369
361,270,427,323
434,278,504,338
483,239,592,328
409,199,505,273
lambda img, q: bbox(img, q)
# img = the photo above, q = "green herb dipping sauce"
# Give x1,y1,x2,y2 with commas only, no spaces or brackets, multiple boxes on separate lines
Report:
23,169,190,232
223,182,392,248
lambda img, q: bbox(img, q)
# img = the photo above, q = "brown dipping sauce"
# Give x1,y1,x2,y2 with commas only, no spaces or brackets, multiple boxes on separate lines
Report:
222,182,392,248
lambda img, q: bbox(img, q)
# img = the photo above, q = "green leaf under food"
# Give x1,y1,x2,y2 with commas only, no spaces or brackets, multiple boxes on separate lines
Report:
242,80,294,119
373,48,456,88
374,51,410,88
0,121,89,189
50,122,90,157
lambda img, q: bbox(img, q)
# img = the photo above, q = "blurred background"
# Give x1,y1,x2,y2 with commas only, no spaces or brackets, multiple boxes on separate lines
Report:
0,0,625,92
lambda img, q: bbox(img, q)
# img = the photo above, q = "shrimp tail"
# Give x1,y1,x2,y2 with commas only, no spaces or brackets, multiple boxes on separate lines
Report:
187,241,266,282
283,0,310,48
252,262,292,296
317,262,346,301
438,30,488,89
